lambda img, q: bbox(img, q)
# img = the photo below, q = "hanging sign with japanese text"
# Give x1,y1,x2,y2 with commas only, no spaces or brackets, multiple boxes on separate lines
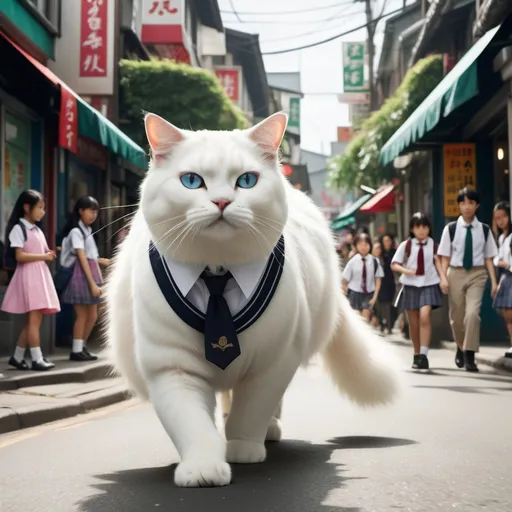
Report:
288,97,300,128
141,0,184,44
214,67,242,104
342,42,368,93
80,0,108,77
443,143,477,217
59,87,78,153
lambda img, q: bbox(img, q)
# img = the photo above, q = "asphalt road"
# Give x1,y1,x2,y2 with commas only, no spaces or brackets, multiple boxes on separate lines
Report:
1,344,511,512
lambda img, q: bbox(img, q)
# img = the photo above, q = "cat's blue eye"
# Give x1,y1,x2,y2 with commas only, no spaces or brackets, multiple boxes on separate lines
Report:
180,173,204,189
236,172,259,189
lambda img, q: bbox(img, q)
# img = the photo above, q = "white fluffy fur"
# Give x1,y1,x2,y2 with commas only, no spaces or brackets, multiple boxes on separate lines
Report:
105,112,402,488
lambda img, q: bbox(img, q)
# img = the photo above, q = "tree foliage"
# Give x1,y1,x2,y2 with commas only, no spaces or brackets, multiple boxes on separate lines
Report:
328,54,444,190
119,59,248,148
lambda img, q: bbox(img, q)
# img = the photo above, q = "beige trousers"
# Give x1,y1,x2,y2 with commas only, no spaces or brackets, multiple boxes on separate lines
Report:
447,267,488,352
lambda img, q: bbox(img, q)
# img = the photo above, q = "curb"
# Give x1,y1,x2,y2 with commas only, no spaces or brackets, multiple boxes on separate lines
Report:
440,341,512,373
0,384,132,435
0,362,114,392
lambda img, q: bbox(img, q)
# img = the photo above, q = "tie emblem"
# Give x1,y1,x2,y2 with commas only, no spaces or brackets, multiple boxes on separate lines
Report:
211,336,233,351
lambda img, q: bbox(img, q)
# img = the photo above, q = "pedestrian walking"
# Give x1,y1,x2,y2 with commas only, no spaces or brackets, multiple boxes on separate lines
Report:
391,213,446,370
378,233,397,334
57,196,110,362
492,201,512,358
438,187,498,372
342,233,384,321
1,190,59,371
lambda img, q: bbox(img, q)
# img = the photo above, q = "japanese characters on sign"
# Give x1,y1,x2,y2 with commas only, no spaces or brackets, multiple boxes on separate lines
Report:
141,0,184,44
342,42,368,93
443,143,476,217
80,0,108,77
288,98,300,128
59,87,78,153
214,68,241,103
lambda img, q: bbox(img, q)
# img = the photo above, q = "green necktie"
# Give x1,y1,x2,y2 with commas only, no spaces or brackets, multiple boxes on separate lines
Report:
463,225,473,270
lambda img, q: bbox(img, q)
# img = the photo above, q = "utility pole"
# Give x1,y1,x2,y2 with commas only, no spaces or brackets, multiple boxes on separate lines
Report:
362,0,377,111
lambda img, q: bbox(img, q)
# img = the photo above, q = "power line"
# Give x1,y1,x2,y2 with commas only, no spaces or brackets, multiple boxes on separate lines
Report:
222,14,365,25
220,1,356,16
228,0,243,23
261,6,404,55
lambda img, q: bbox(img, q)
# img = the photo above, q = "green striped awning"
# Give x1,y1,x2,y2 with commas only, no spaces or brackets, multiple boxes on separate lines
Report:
379,25,500,166
330,193,373,231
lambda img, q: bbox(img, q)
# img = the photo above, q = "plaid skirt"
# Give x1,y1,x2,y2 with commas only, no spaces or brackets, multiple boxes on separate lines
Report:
347,290,374,311
61,259,103,305
494,273,512,309
395,284,443,311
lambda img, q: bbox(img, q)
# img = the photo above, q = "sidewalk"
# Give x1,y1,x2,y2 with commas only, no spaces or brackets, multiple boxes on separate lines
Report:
0,349,131,435
388,332,512,373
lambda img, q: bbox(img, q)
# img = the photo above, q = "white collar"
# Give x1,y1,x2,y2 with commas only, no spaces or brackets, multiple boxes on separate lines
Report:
20,218,36,230
356,253,371,261
457,216,479,228
414,237,429,245
79,220,92,233
164,257,269,299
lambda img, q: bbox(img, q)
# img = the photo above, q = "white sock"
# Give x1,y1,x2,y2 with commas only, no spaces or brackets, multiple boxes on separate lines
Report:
14,346,25,362
72,339,84,353
506,347,512,353
420,346,429,356
30,347,44,364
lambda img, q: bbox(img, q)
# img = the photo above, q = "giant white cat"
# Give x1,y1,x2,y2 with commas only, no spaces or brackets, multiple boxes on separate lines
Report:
106,112,402,488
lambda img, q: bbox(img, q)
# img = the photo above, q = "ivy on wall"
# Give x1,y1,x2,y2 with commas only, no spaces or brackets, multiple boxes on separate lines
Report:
328,54,444,190
119,59,248,148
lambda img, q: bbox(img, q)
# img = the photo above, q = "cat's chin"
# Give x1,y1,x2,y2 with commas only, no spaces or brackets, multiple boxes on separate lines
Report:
200,218,239,240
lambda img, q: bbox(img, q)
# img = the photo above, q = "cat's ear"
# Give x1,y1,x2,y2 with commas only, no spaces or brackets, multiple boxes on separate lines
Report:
247,112,288,159
145,113,185,156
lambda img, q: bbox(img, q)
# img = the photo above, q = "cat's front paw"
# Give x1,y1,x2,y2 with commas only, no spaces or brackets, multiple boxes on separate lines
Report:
174,459,231,487
265,417,282,442
226,440,266,464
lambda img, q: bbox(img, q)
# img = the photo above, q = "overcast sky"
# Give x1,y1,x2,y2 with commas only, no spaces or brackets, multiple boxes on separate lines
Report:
218,0,407,155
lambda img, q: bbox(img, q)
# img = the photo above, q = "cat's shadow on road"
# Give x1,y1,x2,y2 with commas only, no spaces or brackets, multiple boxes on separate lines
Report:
78,436,415,512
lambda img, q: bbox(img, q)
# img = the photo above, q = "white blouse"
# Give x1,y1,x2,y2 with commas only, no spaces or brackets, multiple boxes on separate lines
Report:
60,220,99,268
342,253,384,293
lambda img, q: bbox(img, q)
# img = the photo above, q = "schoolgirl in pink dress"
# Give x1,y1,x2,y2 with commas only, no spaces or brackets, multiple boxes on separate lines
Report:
2,190,59,371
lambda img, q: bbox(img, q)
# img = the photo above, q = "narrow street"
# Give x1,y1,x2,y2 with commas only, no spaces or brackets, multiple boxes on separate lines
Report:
1,344,511,512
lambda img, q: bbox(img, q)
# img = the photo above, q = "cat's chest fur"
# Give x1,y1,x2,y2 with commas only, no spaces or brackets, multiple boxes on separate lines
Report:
128,214,311,388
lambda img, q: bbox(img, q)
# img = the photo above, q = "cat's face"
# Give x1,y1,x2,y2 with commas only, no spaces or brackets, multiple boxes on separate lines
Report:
140,113,289,266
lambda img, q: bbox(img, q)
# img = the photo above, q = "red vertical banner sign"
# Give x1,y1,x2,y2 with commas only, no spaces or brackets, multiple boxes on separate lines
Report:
80,0,108,77
59,87,78,153
214,68,241,103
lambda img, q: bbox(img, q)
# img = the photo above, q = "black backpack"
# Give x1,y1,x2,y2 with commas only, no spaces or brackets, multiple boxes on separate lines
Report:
2,222,28,272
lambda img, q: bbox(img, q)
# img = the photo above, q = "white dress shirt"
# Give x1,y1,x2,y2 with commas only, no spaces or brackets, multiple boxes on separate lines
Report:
9,218,38,248
392,237,440,287
164,257,269,315
498,233,512,270
342,253,384,293
494,233,505,266
60,220,99,268
437,216,497,267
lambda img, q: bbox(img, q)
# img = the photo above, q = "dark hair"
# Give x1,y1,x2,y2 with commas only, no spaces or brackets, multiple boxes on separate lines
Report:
409,212,432,238
379,233,396,252
457,187,480,205
494,201,512,237
356,226,370,235
5,190,44,241
354,233,372,253
61,195,100,239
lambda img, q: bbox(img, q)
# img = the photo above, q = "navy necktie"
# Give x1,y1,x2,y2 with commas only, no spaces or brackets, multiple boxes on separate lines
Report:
201,271,241,370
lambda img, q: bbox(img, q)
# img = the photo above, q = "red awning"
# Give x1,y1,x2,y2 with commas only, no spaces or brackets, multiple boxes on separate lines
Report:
359,185,396,214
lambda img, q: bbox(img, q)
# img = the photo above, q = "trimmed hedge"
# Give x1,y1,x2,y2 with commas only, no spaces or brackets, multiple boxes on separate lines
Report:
119,59,248,147
329,54,444,190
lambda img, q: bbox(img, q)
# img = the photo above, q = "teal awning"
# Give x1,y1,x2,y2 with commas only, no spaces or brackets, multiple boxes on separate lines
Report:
77,99,148,170
330,193,373,231
379,25,500,166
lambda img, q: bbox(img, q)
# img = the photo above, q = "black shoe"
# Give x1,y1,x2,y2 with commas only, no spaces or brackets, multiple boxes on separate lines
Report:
32,359,54,371
464,350,479,373
412,355,420,370
455,348,465,368
505,351,512,359
8,357,29,371
417,354,430,370
82,347,98,361
69,351,90,362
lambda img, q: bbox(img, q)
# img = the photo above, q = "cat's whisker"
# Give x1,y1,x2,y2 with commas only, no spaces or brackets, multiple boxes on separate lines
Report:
92,211,136,237
153,220,189,248
148,214,188,231
253,214,284,228
252,219,283,236
101,203,139,210
170,224,195,258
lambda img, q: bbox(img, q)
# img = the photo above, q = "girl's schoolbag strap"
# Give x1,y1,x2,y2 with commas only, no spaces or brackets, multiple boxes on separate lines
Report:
448,221,489,242
373,256,378,275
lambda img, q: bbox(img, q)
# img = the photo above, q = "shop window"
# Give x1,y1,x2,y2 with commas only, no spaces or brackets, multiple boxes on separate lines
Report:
22,0,61,35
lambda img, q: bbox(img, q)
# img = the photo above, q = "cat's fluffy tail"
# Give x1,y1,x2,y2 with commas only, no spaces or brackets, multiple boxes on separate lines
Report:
321,298,403,407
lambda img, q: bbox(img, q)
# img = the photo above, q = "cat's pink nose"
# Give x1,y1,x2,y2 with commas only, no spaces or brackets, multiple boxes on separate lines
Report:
212,199,231,212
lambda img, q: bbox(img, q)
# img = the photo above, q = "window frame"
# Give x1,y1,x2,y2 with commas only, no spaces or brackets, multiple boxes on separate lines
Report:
20,0,61,36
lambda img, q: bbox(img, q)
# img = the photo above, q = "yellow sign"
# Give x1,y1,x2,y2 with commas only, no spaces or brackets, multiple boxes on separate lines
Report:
443,143,476,217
